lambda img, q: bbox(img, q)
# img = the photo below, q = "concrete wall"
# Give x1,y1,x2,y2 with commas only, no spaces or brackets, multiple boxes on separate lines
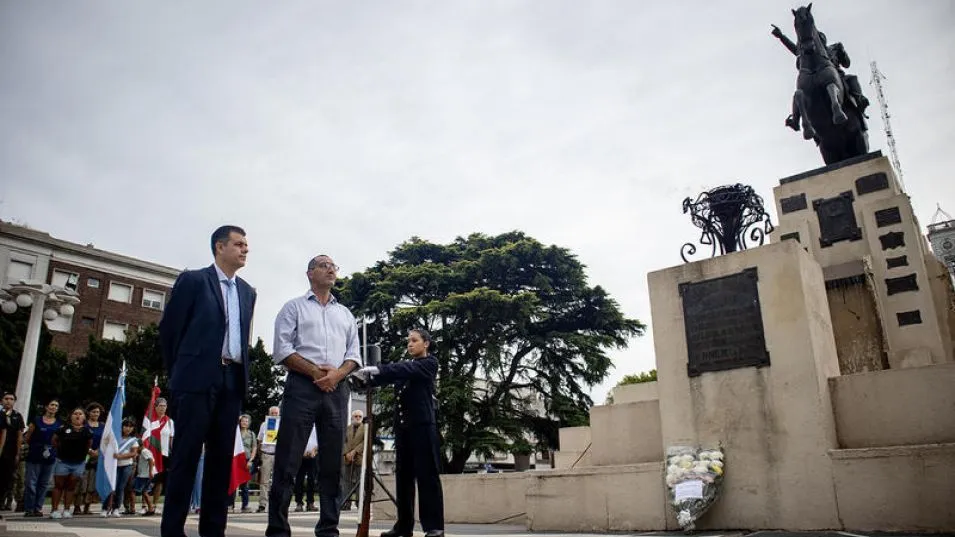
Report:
926,254,955,361
525,463,667,531
555,425,591,469
831,444,955,531
649,241,842,530
826,278,887,374
589,400,662,466
612,381,659,404
830,363,955,449
860,195,950,368
376,473,529,524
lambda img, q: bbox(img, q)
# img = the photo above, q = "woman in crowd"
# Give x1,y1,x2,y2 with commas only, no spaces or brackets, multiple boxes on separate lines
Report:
49,408,93,519
22,398,62,518
233,414,256,513
359,329,445,537
101,418,139,518
75,402,105,515
145,397,173,516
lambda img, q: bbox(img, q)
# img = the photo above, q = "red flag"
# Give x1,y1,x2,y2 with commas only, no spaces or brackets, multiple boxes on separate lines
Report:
229,425,251,495
141,382,166,474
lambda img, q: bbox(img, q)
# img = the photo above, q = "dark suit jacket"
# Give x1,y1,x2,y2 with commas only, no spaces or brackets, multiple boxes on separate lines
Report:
371,355,438,430
159,264,256,396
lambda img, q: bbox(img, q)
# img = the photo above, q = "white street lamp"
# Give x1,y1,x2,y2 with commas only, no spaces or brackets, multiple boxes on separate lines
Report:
15,293,33,308
0,280,80,418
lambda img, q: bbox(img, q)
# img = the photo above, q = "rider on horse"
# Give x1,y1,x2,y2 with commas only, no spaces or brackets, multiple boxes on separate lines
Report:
771,24,869,131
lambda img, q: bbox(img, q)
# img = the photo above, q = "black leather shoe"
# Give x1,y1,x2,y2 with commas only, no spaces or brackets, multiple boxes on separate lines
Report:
424,531,445,537
380,529,412,537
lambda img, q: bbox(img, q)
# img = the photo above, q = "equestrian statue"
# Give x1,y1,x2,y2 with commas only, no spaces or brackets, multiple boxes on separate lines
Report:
771,4,870,165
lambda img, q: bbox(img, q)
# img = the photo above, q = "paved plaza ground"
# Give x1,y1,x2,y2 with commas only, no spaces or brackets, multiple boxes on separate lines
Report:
1,508,952,537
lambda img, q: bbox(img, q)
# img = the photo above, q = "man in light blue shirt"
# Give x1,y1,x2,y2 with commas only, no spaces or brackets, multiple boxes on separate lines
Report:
266,255,361,537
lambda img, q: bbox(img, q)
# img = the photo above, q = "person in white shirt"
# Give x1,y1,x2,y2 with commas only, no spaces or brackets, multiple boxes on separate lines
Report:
101,419,139,518
266,255,361,537
255,406,280,513
147,398,173,516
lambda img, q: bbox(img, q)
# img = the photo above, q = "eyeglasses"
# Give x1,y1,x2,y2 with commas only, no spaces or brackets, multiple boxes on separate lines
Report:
310,262,339,272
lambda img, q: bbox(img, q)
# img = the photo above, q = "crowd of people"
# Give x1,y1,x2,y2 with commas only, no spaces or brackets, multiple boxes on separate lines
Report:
2,225,446,537
0,393,367,521
0,392,354,519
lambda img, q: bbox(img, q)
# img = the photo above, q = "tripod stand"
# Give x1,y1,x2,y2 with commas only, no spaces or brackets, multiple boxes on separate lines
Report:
340,434,397,509
344,379,396,537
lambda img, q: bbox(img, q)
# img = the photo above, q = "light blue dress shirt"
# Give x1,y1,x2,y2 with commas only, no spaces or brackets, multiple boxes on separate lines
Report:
213,263,242,364
272,291,362,368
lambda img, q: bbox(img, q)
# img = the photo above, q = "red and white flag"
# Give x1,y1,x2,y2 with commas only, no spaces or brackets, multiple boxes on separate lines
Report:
141,381,165,474
229,425,251,495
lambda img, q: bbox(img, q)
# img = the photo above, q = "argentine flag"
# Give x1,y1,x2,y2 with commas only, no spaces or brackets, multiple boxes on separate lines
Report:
96,362,127,502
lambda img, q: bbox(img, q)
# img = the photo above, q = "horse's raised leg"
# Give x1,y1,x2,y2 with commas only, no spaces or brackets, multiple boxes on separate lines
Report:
794,89,815,140
827,83,848,125
786,94,800,131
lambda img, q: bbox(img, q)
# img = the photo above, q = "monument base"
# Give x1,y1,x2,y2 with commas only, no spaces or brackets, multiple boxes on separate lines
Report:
649,240,842,529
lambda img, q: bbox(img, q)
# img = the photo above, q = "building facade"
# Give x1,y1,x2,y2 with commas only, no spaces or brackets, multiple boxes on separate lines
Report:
927,217,955,283
1,221,181,358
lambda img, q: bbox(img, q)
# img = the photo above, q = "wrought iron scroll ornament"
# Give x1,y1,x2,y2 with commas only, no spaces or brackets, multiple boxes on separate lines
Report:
681,184,774,263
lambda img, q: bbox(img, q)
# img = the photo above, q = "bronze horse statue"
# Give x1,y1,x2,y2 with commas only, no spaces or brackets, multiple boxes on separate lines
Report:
775,4,869,165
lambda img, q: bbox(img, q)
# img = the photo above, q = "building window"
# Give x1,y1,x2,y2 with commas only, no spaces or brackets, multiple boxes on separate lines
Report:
142,289,165,310
81,317,96,328
103,321,129,342
87,278,100,288
51,270,80,291
6,260,33,283
107,282,133,303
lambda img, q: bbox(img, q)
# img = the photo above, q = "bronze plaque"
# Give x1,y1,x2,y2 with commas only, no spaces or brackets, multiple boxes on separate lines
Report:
875,207,902,228
813,191,863,247
856,172,889,195
780,193,808,214
679,268,770,377
897,310,922,326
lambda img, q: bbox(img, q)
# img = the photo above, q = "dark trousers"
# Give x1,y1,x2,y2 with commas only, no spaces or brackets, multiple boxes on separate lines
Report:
341,461,361,503
294,456,317,506
102,464,133,511
160,363,242,537
0,455,16,507
266,373,348,537
393,424,444,533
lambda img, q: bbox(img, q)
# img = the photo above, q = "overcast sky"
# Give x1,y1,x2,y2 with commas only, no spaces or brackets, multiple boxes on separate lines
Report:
2,1,953,402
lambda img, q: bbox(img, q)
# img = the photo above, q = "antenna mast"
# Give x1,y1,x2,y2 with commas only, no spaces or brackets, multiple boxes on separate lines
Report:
870,61,904,189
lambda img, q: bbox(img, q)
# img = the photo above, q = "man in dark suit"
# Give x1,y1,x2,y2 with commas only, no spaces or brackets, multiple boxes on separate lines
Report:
158,225,256,537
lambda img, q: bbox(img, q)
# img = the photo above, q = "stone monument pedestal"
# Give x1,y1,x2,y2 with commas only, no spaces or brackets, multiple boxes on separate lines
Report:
649,240,842,529
773,152,955,371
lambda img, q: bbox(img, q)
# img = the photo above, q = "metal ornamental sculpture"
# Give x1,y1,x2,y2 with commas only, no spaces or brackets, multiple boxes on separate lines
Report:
771,4,870,165
681,184,774,263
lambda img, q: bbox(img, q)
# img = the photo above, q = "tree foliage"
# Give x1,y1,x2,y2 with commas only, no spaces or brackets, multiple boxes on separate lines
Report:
0,309,69,416
2,317,280,427
337,231,645,473
245,337,285,423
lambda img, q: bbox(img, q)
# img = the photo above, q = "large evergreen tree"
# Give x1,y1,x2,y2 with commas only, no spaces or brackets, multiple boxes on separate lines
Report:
245,337,284,423
0,309,70,417
337,231,644,473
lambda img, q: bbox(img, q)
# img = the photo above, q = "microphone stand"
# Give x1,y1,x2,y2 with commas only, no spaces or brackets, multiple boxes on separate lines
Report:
346,377,397,537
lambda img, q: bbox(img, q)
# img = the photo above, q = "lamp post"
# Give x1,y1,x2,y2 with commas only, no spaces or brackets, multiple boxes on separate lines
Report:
0,280,80,418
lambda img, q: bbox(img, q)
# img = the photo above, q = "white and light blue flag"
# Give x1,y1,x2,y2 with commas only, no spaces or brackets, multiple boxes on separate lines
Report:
96,362,127,501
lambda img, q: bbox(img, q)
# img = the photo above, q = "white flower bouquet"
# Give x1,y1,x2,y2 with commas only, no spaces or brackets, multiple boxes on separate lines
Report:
664,445,725,531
